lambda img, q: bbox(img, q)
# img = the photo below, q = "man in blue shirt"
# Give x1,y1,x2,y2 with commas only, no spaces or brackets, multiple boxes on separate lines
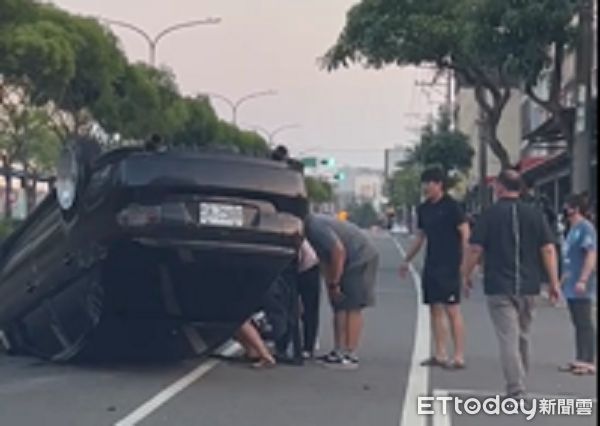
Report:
560,194,597,375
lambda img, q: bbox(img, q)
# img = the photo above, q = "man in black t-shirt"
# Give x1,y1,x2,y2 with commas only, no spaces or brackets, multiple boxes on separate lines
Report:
400,167,470,369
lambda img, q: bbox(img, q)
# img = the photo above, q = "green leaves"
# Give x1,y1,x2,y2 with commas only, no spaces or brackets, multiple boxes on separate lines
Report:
410,110,474,177
0,0,269,156
305,177,334,204
389,164,421,208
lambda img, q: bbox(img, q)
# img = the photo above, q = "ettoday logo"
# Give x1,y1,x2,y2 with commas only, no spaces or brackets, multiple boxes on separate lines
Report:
418,395,595,420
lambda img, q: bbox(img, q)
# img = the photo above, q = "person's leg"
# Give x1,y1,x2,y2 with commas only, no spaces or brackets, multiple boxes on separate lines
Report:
345,309,364,354
446,303,465,364
430,304,449,361
517,296,535,374
334,310,347,353
487,295,526,395
237,321,275,366
567,299,584,364
569,299,596,370
299,266,321,354
578,299,596,367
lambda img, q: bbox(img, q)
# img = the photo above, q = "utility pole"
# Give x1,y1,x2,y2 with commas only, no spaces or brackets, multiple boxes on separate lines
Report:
572,0,593,195
477,108,489,211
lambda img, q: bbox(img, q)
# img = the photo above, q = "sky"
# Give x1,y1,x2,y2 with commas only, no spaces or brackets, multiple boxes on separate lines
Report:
50,0,445,170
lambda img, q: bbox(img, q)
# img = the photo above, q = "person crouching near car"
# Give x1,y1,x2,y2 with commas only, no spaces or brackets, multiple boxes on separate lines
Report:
305,213,379,370
559,194,597,376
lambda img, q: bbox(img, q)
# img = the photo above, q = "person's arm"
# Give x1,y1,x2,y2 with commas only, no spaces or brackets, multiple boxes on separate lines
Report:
460,210,487,296
399,231,426,278
458,222,470,266
538,213,561,303
403,231,426,263
574,227,598,295
540,243,561,303
325,239,346,287
461,244,483,297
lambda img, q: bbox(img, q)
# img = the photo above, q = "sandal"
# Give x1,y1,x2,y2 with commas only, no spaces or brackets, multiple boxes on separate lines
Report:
572,365,596,376
251,358,276,369
420,357,449,368
443,360,466,370
558,363,577,372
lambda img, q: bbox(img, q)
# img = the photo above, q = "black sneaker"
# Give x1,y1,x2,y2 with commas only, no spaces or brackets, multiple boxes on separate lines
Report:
344,354,360,368
316,350,342,363
318,352,358,370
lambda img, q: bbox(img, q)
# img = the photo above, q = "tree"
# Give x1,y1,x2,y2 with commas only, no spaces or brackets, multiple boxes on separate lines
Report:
409,108,474,180
0,2,129,138
0,84,59,216
323,0,577,170
389,164,421,232
348,201,379,228
305,177,333,204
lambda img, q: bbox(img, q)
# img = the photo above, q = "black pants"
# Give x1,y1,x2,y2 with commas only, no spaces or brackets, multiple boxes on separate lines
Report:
298,265,321,354
267,266,302,362
567,299,596,364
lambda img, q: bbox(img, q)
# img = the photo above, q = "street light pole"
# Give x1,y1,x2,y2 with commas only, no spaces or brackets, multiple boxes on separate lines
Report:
101,18,221,66
245,123,301,145
572,0,594,195
202,91,277,125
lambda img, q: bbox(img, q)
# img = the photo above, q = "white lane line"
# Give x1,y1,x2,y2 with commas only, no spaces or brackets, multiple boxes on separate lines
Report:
441,388,598,402
114,343,241,426
391,236,431,426
432,389,452,426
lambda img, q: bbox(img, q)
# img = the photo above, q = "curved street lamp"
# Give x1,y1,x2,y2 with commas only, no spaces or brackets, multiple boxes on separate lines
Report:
101,17,221,66
201,90,277,125
245,123,301,145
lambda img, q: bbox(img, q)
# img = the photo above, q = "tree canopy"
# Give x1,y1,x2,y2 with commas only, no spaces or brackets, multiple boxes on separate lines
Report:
0,0,269,170
324,0,578,169
409,109,474,176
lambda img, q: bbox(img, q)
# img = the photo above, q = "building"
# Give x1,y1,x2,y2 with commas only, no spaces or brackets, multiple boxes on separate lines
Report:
334,166,385,211
455,86,524,189
384,146,411,179
520,1,598,215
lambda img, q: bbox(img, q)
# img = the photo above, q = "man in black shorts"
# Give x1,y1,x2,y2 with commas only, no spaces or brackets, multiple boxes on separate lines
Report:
400,166,469,369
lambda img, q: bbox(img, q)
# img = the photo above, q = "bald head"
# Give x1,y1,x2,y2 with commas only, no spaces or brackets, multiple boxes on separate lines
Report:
497,169,523,196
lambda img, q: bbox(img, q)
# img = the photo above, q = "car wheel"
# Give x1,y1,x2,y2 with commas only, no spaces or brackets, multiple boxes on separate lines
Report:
56,138,102,221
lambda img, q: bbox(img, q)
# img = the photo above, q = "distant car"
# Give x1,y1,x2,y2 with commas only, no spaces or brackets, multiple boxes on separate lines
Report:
390,223,409,235
0,139,307,361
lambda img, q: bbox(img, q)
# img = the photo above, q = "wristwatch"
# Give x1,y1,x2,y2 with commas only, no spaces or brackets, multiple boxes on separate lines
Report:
327,282,340,289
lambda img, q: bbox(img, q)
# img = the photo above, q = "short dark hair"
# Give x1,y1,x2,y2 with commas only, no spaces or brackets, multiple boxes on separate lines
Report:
420,166,446,185
270,145,289,161
497,169,523,192
566,193,590,215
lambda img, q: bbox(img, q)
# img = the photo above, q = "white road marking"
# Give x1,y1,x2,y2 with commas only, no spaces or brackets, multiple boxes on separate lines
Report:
391,236,431,426
114,343,241,426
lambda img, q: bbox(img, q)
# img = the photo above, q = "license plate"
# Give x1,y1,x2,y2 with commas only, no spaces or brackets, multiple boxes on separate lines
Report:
200,203,244,227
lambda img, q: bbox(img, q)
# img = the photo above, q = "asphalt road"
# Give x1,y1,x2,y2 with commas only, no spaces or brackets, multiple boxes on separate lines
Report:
0,231,596,426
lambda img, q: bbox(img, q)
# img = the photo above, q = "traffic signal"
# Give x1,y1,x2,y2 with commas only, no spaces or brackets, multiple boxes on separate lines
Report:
301,157,317,168
320,157,336,167
333,172,345,181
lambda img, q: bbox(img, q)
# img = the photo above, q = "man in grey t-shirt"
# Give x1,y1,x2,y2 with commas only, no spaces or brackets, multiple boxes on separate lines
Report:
305,214,379,369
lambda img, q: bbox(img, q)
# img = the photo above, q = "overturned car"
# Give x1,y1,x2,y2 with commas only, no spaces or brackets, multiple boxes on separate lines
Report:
0,140,307,361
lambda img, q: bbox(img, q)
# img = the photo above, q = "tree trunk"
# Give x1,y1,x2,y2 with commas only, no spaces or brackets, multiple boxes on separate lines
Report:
474,85,512,171
23,165,36,215
2,155,12,220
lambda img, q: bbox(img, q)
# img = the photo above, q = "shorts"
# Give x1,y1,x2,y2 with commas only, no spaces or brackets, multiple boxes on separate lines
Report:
422,267,461,305
332,254,379,311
